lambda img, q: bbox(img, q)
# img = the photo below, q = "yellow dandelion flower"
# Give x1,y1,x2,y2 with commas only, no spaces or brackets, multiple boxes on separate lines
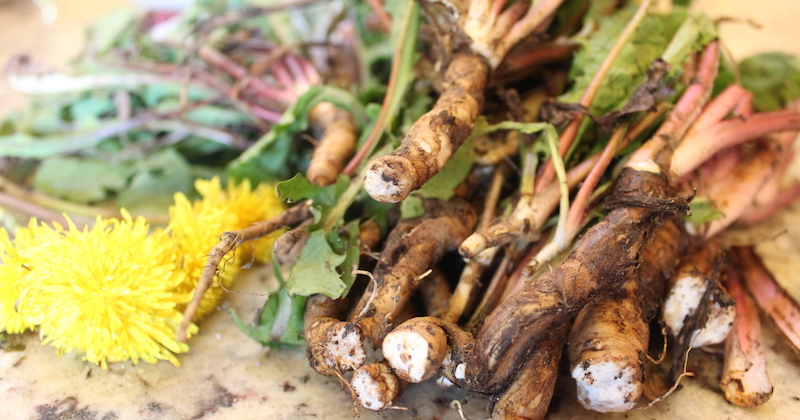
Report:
0,219,53,333
194,177,285,263
168,192,241,320
25,211,194,368
168,177,285,320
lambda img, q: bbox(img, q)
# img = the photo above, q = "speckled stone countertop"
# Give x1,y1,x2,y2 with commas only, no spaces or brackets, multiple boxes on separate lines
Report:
2,1,800,419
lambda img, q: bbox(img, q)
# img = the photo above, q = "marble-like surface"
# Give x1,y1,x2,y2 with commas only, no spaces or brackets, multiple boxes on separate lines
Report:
2,0,800,419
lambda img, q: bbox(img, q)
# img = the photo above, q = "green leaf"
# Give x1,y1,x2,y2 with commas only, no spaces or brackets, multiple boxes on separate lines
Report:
287,230,347,299
415,136,475,200
184,104,250,127
660,12,717,69
0,118,149,159
230,263,307,349
116,149,193,213
141,83,210,108
686,196,723,225
276,173,319,204
335,220,362,298
739,52,800,111
400,195,425,219
382,0,421,132
560,6,696,116
276,173,348,207
33,156,132,203
276,174,350,226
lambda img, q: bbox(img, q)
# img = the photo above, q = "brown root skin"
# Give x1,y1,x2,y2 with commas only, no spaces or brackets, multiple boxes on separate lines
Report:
417,267,453,319
491,324,568,420
358,219,383,254
569,279,650,413
272,219,313,267
304,294,366,376
351,361,407,412
307,102,358,187
568,219,686,413
364,52,489,203
349,198,477,347
460,168,689,391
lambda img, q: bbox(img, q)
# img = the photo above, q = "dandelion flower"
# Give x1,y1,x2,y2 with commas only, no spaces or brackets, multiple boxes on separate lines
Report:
26,212,194,368
169,177,285,320
193,177,285,263
0,219,53,333
169,192,241,320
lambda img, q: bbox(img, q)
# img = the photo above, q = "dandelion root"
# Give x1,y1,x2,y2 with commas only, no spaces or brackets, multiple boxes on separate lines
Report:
364,53,488,203
304,294,366,377
349,198,477,346
721,267,773,407
307,103,358,187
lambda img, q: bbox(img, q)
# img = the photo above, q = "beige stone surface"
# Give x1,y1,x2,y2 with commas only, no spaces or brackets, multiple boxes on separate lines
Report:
1,1,800,419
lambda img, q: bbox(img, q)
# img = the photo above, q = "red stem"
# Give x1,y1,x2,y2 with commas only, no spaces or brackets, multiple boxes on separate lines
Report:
564,123,627,235
739,182,800,226
732,247,800,355
364,0,392,33
673,109,800,178
198,46,298,105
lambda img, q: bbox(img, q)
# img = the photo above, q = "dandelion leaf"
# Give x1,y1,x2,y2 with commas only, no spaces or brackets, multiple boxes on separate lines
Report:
739,52,800,112
116,149,193,214
33,156,131,203
287,230,347,299
276,173,347,207
230,277,307,349
560,6,713,116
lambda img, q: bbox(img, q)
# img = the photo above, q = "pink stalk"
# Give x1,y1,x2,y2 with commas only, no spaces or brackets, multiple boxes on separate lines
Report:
732,247,800,356
721,266,773,407
564,124,627,238
626,41,720,172
271,59,295,89
754,131,798,206
672,109,800,178
699,144,779,238
247,104,284,122
739,182,800,226
342,1,414,175
491,0,510,17
500,239,546,302
298,55,322,86
535,0,652,192
197,45,298,105
364,0,392,33
501,0,566,57
686,85,752,133
284,55,310,87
